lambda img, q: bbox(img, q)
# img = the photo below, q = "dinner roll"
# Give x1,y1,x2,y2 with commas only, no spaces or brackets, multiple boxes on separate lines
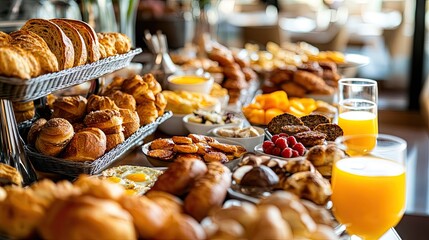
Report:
35,118,74,157
62,128,107,161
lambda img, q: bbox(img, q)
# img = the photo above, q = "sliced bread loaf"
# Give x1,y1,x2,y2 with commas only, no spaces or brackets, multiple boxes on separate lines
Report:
21,18,74,70
63,19,101,63
51,19,87,66
10,30,59,74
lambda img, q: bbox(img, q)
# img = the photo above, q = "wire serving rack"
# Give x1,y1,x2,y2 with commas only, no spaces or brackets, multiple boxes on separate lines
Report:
0,48,142,102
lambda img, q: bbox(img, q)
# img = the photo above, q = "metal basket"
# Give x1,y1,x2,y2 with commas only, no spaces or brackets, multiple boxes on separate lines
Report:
0,49,142,101
22,111,172,177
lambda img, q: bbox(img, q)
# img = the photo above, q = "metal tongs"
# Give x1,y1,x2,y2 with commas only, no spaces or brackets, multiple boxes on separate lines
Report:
143,30,178,88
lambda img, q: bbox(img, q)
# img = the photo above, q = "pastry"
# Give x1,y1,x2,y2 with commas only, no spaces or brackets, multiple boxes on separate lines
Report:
12,100,35,122
154,213,206,240
136,101,158,126
84,109,123,134
280,125,311,136
0,163,23,187
38,196,136,240
147,149,175,161
267,113,304,135
21,18,75,70
300,114,330,130
142,73,162,95
62,19,101,63
97,32,131,57
27,118,47,145
10,30,59,74
155,92,167,116
173,143,199,154
294,131,326,147
172,136,193,145
280,81,307,97
109,90,136,111
0,31,11,45
50,19,87,66
35,118,74,157
119,109,140,138
149,138,174,151
105,132,125,151
203,151,228,163
0,45,33,79
145,191,184,214
293,70,334,94
184,162,232,221
306,143,346,177
62,127,107,161
250,205,294,240
86,94,119,113
151,156,207,196
52,95,87,123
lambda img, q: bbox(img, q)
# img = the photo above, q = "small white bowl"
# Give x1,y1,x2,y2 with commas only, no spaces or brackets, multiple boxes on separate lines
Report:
182,114,244,135
167,75,214,94
212,126,265,152
158,113,189,136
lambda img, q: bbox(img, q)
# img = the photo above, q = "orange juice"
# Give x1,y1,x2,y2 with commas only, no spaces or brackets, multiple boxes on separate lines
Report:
338,111,378,152
332,157,406,239
169,76,207,84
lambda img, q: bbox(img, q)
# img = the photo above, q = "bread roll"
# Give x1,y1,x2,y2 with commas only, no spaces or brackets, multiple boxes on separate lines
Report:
0,31,11,46
84,109,123,134
51,19,88,66
12,100,35,122
105,132,125,151
52,95,87,123
151,156,207,196
62,19,101,63
142,73,162,95
97,32,131,57
145,190,184,214
73,175,124,201
38,196,136,240
10,30,59,74
21,18,74,70
184,162,232,221
119,108,140,138
0,163,23,187
136,101,158,126
155,92,167,116
27,118,47,145
249,205,293,240
109,90,136,111
62,128,107,161
119,195,169,239
0,187,5,201
154,213,206,240
210,202,258,232
35,118,74,157
86,94,119,113
0,187,46,239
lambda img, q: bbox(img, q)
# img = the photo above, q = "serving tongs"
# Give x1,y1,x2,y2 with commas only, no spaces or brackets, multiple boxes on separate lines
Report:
142,30,178,88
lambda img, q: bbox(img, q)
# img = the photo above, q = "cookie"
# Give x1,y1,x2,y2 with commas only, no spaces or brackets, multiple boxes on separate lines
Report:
294,131,326,147
314,123,343,142
300,114,330,130
267,113,304,135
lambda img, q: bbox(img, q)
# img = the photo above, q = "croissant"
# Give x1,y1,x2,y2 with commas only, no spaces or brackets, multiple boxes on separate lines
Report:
305,144,346,177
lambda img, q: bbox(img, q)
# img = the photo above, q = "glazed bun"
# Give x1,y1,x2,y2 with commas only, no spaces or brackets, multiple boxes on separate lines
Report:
62,128,107,161
35,118,74,157
51,95,87,123
38,195,137,240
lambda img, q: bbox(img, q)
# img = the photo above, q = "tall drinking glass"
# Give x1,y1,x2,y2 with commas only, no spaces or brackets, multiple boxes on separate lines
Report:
332,134,407,239
337,78,378,152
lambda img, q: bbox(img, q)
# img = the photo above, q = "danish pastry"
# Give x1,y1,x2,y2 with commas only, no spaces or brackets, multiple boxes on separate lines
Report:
86,95,119,113
173,144,199,154
147,149,175,161
136,101,158,126
172,136,193,145
109,90,136,111
203,151,228,163
150,138,174,151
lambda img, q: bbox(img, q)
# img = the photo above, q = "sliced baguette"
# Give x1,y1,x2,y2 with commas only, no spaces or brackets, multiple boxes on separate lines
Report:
62,19,101,63
10,30,59,74
21,18,74,70
51,19,87,66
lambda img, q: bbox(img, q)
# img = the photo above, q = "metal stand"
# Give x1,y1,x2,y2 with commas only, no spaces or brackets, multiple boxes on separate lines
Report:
0,99,37,185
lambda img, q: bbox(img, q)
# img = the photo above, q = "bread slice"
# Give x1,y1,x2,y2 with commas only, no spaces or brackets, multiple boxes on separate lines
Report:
21,18,74,70
51,19,87,66
10,30,59,74
62,19,101,63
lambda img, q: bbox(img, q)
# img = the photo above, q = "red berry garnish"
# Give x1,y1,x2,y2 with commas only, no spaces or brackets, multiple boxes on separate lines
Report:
281,148,293,158
287,136,297,146
271,134,280,143
292,143,306,156
264,145,274,154
291,150,300,158
262,140,275,151
271,147,282,156
274,137,288,149
279,133,289,138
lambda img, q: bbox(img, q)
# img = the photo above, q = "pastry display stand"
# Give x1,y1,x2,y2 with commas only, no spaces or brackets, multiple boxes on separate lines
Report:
0,49,142,185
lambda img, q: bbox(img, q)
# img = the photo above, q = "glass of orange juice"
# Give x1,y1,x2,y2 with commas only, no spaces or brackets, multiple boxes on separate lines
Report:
332,134,407,239
337,78,378,152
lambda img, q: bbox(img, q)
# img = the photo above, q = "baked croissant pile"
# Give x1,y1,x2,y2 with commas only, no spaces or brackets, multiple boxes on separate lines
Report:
26,74,166,161
0,18,131,79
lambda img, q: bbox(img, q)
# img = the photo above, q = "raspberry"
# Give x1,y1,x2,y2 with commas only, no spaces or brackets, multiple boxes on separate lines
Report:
264,145,274,154
279,133,289,138
287,136,297,146
291,150,300,158
292,143,306,156
271,147,282,156
271,134,280,143
281,148,293,158
274,137,288,149
262,140,275,151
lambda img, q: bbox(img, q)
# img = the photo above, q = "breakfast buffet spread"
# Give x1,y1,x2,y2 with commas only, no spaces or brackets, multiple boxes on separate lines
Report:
0,17,400,240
